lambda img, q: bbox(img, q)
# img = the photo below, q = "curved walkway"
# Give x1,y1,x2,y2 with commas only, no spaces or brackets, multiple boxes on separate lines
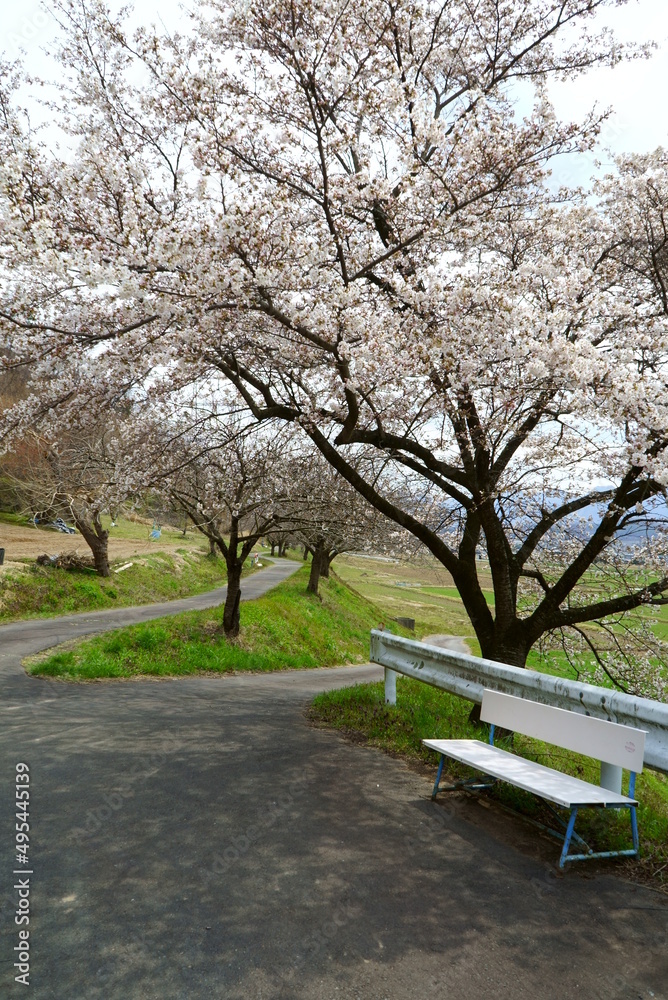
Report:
0,558,302,695
0,566,666,998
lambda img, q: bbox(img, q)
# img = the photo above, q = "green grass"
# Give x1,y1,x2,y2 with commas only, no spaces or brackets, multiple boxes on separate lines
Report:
100,514,201,543
310,676,482,756
0,511,32,527
0,551,228,622
526,646,580,681
419,585,494,605
27,568,398,680
309,678,668,884
335,554,668,684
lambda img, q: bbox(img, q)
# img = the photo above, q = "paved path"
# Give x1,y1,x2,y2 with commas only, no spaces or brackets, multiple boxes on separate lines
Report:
0,558,302,699
0,566,667,999
422,634,472,655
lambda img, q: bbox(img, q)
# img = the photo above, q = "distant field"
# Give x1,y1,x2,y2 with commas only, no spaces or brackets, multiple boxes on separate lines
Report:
335,553,668,683
334,554,487,641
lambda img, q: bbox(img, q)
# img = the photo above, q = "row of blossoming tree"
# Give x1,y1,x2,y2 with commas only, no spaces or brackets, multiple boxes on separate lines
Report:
1,0,667,694
116,409,399,634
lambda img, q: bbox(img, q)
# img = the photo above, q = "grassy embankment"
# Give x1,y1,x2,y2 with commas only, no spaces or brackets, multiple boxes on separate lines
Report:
0,550,229,622
0,512,230,621
26,568,394,680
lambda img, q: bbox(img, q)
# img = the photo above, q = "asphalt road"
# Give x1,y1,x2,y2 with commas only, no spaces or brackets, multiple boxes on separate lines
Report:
0,561,667,999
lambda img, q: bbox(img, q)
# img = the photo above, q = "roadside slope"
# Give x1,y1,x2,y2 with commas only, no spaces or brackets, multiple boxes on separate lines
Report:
0,559,302,690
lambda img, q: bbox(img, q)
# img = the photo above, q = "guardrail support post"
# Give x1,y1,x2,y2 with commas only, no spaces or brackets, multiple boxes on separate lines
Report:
384,668,397,706
600,762,623,794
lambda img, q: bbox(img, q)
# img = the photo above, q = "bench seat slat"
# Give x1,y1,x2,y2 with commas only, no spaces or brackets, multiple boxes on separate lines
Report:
422,739,639,809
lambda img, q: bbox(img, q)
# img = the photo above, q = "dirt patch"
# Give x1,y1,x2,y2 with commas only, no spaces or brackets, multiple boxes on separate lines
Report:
0,522,206,562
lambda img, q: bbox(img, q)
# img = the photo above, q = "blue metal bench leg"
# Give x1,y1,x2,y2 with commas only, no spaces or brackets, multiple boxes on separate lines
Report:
559,807,579,869
432,756,445,799
630,805,639,855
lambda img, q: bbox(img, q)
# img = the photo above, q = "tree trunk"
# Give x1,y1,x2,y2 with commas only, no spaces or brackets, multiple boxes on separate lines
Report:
479,626,530,670
208,536,217,557
303,545,309,561
453,556,531,671
307,541,325,595
321,550,336,579
75,515,111,577
89,534,111,577
468,625,531,725
223,560,242,637
271,541,277,557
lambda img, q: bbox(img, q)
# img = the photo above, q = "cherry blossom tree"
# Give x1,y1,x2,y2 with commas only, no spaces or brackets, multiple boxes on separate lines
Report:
258,446,401,590
1,1,667,684
122,415,294,636
264,530,293,558
4,428,121,576
281,450,400,595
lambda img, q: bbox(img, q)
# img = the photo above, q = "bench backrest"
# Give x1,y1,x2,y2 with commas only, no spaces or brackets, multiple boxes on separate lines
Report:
480,689,646,773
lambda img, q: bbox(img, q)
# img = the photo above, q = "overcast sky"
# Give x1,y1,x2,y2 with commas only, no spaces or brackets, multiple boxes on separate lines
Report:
2,0,667,171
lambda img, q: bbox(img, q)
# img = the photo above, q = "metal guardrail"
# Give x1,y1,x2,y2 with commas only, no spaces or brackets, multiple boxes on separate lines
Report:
370,630,668,776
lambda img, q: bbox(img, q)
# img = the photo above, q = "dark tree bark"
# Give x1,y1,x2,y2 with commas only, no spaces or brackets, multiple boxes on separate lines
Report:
74,513,111,577
223,558,243,637
215,517,258,638
320,548,338,579
172,491,282,638
307,539,327,595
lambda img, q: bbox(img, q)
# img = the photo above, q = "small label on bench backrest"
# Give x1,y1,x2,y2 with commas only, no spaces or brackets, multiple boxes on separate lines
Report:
480,690,646,772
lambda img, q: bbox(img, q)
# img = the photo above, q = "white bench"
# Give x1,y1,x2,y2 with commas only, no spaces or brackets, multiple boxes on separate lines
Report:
423,689,646,868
